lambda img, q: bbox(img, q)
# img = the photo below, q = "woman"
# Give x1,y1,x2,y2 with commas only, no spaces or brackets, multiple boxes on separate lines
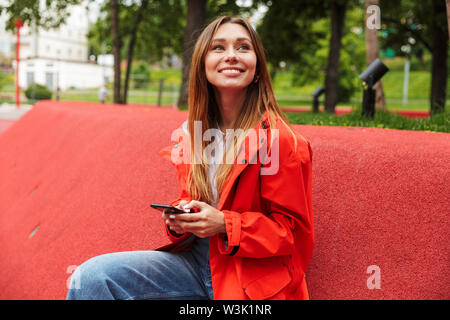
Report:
66,16,313,300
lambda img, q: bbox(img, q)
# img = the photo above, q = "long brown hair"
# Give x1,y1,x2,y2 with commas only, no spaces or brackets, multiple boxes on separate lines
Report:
187,16,298,204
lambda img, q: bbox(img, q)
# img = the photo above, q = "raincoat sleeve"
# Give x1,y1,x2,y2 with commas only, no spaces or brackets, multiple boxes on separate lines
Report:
158,141,193,241
217,137,314,260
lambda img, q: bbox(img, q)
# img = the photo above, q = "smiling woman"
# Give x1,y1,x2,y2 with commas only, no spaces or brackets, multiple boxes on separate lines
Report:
205,27,257,93
67,16,314,301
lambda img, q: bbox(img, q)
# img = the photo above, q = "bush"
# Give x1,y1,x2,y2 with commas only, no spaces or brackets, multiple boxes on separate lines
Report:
132,61,151,89
25,83,52,100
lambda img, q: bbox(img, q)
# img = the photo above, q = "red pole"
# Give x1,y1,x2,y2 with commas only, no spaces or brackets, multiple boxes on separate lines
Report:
14,19,24,109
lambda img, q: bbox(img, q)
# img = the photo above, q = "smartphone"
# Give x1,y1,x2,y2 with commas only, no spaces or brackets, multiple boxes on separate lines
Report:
150,204,194,214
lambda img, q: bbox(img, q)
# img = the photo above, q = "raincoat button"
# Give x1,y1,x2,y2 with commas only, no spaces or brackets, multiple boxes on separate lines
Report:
242,159,247,164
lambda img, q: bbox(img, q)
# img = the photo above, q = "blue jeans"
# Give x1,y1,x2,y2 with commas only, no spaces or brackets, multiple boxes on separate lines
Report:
66,237,213,300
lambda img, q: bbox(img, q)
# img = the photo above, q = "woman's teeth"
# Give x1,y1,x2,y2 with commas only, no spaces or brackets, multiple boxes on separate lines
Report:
221,69,242,73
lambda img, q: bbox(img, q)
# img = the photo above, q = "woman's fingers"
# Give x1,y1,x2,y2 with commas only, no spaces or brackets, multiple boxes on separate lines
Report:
175,200,189,210
183,200,207,211
166,218,184,234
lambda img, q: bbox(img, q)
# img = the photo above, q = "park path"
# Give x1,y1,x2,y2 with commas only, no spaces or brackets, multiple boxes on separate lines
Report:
0,104,33,135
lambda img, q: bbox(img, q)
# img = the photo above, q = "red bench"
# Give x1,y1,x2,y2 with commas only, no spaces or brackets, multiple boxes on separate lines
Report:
0,101,448,299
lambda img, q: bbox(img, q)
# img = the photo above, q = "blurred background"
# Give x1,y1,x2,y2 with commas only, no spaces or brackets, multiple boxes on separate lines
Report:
0,0,449,129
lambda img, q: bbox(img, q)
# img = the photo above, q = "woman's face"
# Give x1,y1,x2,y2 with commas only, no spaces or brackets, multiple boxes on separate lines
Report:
204,22,257,91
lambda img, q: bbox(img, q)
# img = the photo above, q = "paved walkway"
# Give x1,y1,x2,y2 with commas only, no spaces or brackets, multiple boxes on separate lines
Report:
0,103,33,121
0,103,33,134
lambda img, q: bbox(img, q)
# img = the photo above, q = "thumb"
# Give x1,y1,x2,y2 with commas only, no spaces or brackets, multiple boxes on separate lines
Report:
178,200,189,207
183,200,206,210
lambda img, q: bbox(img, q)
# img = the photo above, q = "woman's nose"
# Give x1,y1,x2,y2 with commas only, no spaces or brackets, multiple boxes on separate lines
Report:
225,48,238,62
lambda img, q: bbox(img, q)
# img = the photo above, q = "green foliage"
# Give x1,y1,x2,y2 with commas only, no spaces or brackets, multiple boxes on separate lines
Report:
87,0,185,62
0,0,82,31
206,0,246,21
287,6,366,103
0,71,12,90
379,0,448,56
257,0,327,71
285,108,449,133
131,60,151,88
25,83,52,100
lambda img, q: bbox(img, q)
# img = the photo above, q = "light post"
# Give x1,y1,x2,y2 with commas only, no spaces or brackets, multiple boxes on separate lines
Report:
359,58,389,118
14,19,24,109
311,86,325,113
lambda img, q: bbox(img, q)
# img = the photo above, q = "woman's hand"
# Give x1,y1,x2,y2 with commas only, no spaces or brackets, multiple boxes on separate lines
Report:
162,200,226,238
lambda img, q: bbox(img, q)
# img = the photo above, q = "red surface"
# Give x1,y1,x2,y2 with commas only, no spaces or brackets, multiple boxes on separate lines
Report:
0,101,448,299
0,119,15,135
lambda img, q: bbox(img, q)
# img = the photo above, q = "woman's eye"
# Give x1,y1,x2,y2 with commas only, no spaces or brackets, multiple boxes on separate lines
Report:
239,45,250,50
212,45,224,50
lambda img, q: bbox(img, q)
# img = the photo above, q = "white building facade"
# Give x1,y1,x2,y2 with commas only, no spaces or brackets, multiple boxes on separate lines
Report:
1,0,112,91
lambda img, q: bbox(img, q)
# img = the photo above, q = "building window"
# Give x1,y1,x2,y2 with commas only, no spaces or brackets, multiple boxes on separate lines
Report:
26,72,34,87
45,72,54,90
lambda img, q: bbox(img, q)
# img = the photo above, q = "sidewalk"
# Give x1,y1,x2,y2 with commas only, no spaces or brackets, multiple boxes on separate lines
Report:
0,103,33,121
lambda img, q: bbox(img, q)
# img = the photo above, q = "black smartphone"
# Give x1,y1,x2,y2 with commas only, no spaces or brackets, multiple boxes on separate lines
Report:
150,204,194,214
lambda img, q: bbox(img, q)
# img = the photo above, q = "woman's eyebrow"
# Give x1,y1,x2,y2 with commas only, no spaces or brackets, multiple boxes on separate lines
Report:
212,37,252,43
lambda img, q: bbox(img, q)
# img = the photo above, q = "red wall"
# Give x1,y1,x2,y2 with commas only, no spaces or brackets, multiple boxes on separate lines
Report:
0,101,448,299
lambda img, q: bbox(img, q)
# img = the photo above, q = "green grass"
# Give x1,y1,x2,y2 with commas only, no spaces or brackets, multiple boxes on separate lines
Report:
2,57,448,115
271,55,450,112
285,108,449,133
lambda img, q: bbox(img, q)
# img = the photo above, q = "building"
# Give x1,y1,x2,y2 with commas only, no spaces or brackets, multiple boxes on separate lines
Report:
0,0,112,91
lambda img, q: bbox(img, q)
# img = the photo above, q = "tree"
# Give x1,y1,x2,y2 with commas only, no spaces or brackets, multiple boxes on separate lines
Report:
380,0,448,115
177,0,207,109
256,0,327,80
324,0,347,113
110,0,121,104
257,0,363,112
429,0,448,115
122,0,149,104
90,0,184,104
0,0,82,31
364,0,386,110
446,0,450,37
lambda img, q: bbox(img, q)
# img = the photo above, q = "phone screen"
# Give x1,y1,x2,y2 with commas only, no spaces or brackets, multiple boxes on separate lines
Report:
150,204,194,214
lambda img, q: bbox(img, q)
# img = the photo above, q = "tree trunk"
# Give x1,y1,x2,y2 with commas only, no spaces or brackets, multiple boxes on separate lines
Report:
446,0,450,38
111,0,122,104
122,0,149,105
364,0,386,110
177,0,206,109
430,0,448,115
324,0,346,114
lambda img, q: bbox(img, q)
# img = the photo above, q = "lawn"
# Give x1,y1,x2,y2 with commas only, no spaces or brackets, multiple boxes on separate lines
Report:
285,108,449,133
1,56,448,113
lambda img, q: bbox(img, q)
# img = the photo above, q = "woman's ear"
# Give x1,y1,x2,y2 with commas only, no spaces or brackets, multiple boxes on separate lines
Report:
253,74,260,83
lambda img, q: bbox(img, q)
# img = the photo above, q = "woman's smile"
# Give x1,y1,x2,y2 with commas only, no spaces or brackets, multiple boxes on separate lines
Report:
205,23,256,90
218,66,246,77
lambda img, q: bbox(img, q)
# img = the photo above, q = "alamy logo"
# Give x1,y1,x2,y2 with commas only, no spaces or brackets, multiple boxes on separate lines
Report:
169,121,280,175
366,265,381,289
66,265,80,290
366,5,381,30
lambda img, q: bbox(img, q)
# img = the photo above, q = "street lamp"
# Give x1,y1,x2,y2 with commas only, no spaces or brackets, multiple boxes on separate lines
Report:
359,58,389,118
311,86,325,113
14,19,24,109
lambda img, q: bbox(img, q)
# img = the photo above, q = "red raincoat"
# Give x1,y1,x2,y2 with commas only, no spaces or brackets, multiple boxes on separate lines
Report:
158,111,314,300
